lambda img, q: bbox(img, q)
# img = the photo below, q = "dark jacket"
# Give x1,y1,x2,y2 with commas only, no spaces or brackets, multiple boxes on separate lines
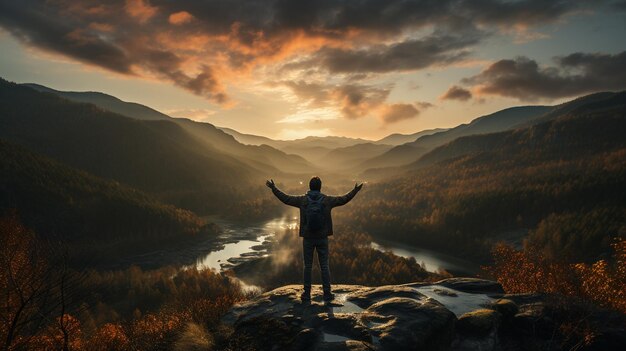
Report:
270,186,360,238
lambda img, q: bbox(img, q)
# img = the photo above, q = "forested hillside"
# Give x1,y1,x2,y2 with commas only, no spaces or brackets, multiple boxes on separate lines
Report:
359,105,552,171
0,140,216,265
0,79,279,215
23,83,171,121
23,82,317,174
344,94,626,263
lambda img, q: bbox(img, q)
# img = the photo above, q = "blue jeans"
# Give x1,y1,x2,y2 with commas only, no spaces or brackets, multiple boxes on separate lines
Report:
302,237,331,296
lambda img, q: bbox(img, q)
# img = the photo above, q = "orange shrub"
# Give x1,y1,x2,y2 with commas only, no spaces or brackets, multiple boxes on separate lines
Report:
127,311,189,350
572,239,626,313
485,238,626,313
84,323,130,351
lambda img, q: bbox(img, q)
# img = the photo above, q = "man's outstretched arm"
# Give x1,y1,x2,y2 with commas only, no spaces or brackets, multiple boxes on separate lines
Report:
266,179,302,207
328,183,363,207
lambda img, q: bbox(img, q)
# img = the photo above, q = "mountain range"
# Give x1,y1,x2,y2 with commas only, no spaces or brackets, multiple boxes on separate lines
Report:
14,82,565,175
2,77,624,265
344,91,626,262
10,79,625,183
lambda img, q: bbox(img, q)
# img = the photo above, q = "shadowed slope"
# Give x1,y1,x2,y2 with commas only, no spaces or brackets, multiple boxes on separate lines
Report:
0,139,216,264
1,79,259,214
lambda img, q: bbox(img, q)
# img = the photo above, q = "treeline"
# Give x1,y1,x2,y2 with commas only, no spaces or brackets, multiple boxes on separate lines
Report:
344,104,626,263
234,225,444,290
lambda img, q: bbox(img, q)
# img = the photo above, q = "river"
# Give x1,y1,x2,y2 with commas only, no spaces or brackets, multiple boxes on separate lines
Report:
191,216,480,276
194,215,298,271
119,215,479,276
370,240,480,275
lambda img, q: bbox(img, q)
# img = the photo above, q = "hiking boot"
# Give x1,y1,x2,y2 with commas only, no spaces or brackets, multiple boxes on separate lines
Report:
300,292,311,302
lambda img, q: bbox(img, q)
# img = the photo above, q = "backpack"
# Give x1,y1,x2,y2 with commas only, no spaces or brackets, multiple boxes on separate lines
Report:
305,194,325,231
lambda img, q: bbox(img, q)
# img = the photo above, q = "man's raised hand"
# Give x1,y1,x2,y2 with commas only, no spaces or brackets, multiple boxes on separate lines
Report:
355,182,364,191
266,179,275,189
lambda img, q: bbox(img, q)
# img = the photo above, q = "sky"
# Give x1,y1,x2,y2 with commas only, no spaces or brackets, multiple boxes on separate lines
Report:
1,0,625,140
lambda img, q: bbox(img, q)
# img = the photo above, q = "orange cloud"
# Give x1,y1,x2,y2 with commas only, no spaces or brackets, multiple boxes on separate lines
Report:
88,22,114,32
169,11,193,25
125,0,157,23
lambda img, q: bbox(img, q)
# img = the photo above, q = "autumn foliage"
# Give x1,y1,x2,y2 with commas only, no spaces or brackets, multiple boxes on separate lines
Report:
0,213,246,351
485,238,626,313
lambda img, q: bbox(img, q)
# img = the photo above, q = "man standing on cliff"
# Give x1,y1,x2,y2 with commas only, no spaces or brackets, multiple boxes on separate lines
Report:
266,177,363,302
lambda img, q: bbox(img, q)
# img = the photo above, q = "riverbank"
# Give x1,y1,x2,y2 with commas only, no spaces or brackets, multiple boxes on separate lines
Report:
100,215,484,288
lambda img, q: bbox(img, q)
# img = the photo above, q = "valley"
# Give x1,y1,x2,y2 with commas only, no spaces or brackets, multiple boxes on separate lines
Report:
1,78,624,350
2,2,625,348
3,79,625,268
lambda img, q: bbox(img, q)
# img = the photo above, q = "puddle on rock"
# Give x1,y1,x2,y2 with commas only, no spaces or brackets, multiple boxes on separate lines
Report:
413,285,493,316
330,294,366,314
323,333,350,343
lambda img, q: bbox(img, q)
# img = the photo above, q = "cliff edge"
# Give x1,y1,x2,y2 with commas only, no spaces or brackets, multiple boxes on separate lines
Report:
222,278,583,350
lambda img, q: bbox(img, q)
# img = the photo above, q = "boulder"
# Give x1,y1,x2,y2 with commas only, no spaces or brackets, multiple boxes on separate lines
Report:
512,303,555,338
346,285,426,308
490,299,518,319
365,297,456,351
221,281,523,350
456,309,501,337
221,281,626,350
291,328,322,351
502,292,544,305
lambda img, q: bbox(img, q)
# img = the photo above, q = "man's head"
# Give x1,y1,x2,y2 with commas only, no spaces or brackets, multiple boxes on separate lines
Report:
309,176,322,191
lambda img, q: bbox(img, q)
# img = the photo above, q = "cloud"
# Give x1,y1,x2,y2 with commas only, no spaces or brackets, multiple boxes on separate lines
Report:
460,0,589,27
125,0,158,23
459,51,626,101
0,0,604,107
440,86,473,101
379,104,420,124
281,81,391,120
416,101,435,109
280,81,331,107
332,84,390,119
310,34,480,74
181,66,229,104
280,80,424,125
0,1,232,104
275,107,337,124
168,11,194,25
2,12,132,75
611,0,626,11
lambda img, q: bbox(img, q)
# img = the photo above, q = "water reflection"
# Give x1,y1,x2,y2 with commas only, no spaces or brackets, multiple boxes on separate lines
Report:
370,241,479,275
413,285,493,316
196,235,270,270
195,216,298,271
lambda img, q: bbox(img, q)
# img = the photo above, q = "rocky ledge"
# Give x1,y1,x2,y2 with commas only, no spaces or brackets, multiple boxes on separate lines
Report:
223,278,625,351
